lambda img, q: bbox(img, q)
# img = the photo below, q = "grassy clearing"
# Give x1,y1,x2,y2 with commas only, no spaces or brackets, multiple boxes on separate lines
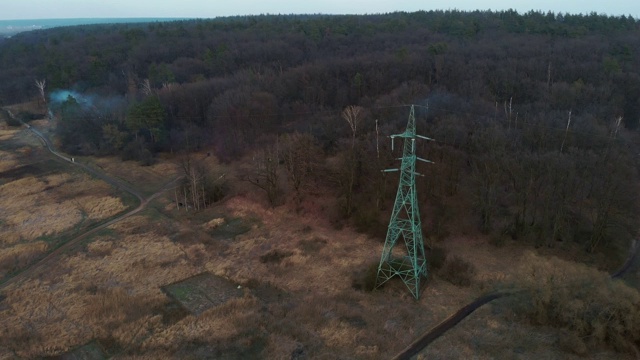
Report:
0,213,202,357
0,192,478,359
0,159,65,185
0,242,48,280
0,130,132,282
89,155,179,197
0,173,126,244
0,147,636,359
0,148,19,172
63,341,106,360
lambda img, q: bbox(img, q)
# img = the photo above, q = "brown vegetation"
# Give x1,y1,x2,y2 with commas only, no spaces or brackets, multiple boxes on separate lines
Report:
0,187,479,358
0,110,637,359
0,173,125,243
438,255,477,287
0,130,130,280
511,252,640,353
1,175,637,359
0,242,48,279
2,11,639,358
0,226,201,357
417,251,638,360
0,149,18,171
92,155,180,195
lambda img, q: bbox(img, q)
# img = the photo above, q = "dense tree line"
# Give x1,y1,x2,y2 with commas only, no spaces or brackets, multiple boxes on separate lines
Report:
1,10,639,256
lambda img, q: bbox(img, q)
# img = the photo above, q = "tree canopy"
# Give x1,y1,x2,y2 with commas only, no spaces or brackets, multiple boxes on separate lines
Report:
1,10,639,257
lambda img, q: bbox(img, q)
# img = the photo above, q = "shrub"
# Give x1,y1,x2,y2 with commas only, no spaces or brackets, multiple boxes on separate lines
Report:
298,237,327,255
352,261,380,292
259,250,293,264
557,331,588,356
427,247,448,272
17,111,42,122
5,118,22,127
205,177,229,203
121,138,155,166
438,255,476,287
513,252,640,354
352,207,387,239
489,233,507,247
139,148,155,166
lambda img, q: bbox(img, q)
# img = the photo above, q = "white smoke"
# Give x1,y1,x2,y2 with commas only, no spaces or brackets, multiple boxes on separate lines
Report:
49,89,125,113
49,89,94,106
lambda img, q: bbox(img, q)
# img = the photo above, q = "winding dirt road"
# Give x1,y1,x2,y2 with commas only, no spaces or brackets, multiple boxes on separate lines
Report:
0,110,182,290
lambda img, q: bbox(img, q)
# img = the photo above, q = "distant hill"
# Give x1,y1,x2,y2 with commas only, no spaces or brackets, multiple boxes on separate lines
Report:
0,18,192,37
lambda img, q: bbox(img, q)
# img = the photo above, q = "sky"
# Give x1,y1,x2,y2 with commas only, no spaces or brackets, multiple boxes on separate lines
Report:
2,0,639,20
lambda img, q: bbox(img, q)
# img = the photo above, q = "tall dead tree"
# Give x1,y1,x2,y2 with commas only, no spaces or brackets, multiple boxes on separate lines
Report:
178,152,226,211
342,105,363,149
560,110,572,153
141,79,153,96
504,97,513,129
181,154,203,210
611,116,623,140
340,105,364,217
35,79,47,111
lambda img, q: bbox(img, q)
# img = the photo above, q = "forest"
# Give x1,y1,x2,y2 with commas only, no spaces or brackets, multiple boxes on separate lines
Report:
1,10,639,260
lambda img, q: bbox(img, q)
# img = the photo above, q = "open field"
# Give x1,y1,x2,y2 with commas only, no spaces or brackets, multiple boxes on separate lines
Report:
0,115,638,359
87,155,180,198
1,189,637,359
0,190,470,358
0,121,132,282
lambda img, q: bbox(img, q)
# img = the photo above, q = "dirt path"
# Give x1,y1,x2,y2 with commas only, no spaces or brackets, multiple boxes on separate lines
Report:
392,290,518,360
5,109,145,201
0,110,182,291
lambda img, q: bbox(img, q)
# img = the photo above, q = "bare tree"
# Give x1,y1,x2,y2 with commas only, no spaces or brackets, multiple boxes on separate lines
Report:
140,79,153,96
239,144,281,207
280,132,321,205
178,152,226,211
342,105,363,149
181,154,203,210
35,79,47,111
611,116,623,140
560,110,571,153
338,105,365,217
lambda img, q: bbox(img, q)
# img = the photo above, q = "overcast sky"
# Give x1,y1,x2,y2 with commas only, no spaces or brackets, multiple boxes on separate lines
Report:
2,0,639,20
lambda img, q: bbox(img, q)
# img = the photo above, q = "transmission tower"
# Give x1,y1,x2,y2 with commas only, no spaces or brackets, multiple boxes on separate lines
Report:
375,105,433,299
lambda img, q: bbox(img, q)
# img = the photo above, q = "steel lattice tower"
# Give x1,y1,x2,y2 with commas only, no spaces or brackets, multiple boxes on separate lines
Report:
375,105,432,299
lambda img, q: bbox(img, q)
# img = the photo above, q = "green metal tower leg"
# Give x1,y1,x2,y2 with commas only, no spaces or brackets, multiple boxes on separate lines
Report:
376,105,433,299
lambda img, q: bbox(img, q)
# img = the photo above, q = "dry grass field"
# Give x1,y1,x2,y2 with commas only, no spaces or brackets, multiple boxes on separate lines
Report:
0,191,467,358
90,155,180,197
0,122,130,281
1,186,637,359
0,113,638,359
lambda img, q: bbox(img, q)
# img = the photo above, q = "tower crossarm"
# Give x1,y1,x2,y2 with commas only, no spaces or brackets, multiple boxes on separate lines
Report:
415,134,434,141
